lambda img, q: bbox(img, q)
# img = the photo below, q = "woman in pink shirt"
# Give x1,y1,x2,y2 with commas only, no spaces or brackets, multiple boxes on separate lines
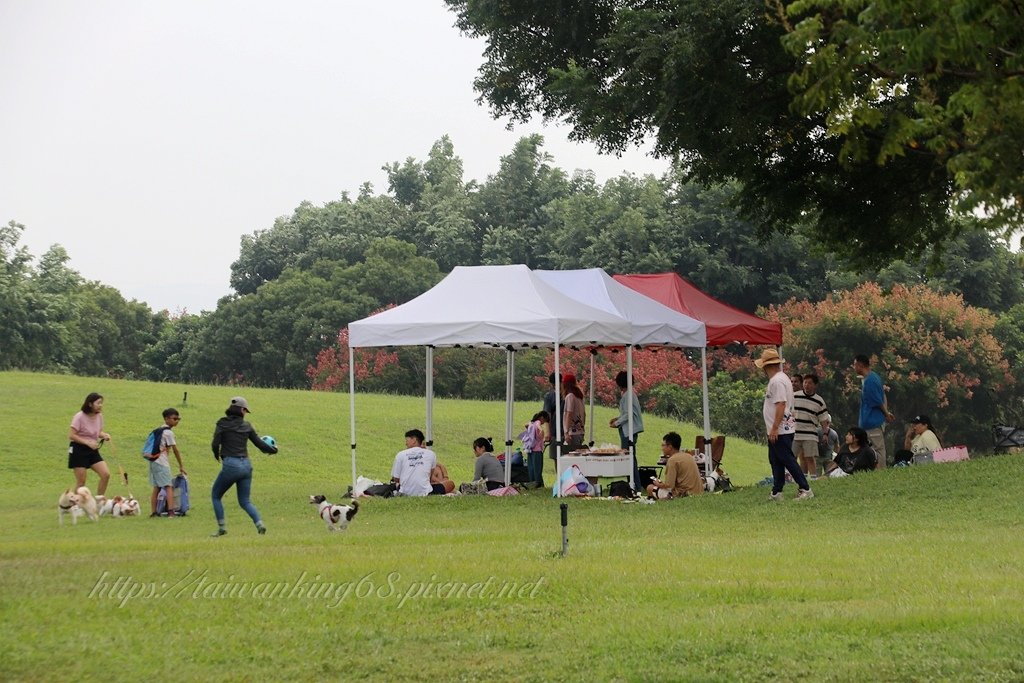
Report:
68,392,112,495
562,373,586,451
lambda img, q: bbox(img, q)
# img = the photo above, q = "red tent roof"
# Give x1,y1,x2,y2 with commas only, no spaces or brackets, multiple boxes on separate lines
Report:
613,273,782,347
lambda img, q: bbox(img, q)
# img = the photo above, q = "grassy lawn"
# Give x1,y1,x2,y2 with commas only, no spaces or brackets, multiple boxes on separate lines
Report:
2,371,1023,682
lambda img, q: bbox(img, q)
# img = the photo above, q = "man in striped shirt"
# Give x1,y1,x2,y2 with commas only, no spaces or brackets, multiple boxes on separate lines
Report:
792,373,831,477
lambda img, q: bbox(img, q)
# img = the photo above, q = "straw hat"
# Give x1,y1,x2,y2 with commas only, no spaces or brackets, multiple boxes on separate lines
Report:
753,348,784,368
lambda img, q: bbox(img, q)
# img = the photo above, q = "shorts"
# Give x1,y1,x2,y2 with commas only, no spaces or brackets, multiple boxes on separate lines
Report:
793,439,818,459
429,483,447,496
149,461,173,488
67,442,103,469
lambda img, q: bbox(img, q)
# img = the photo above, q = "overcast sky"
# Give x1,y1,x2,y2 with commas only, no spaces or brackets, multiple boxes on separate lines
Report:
0,1,667,314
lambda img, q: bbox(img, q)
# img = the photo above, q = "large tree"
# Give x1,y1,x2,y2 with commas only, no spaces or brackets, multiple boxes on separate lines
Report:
444,0,1016,263
778,0,1024,228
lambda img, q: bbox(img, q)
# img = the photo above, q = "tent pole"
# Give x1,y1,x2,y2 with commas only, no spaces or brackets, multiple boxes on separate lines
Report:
425,346,434,446
588,350,595,447
504,348,513,487
702,346,712,478
627,346,634,490
555,343,562,498
348,345,357,494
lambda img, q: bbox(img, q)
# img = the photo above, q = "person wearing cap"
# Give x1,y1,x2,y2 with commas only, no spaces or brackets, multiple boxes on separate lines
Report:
904,415,941,458
755,348,813,501
561,373,586,452
209,396,278,536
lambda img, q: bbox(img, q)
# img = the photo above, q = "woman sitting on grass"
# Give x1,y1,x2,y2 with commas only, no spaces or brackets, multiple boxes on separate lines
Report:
471,437,505,491
825,427,878,478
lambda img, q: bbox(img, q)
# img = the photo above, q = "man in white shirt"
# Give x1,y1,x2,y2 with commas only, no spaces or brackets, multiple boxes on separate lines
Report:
755,349,813,501
390,429,437,497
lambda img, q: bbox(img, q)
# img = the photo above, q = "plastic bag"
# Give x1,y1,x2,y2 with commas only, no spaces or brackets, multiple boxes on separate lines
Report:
553,464,591,497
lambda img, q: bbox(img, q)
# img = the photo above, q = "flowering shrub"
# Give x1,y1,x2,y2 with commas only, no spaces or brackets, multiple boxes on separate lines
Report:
307,327,401,391
539,346,703,407
762,283,1011,448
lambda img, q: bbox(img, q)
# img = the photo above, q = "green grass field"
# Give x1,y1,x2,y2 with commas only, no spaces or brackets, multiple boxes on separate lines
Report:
2,371,1023,682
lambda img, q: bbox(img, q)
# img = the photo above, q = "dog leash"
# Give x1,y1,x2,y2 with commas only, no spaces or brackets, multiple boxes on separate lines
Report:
100,438,137,499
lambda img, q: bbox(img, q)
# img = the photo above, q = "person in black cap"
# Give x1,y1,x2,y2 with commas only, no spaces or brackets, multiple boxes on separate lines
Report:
209,396,278,536
903,415,941,458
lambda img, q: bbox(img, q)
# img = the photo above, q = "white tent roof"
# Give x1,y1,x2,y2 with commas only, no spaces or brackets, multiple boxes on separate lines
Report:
534,269,707,348
348,264,633,348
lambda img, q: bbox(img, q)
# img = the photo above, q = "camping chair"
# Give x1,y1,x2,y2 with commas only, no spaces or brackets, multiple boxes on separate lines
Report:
695,435,726,470
695,435,732,492
993,424,1024,453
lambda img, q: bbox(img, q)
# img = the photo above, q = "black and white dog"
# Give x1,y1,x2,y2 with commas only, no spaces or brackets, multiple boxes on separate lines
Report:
309,495,359,532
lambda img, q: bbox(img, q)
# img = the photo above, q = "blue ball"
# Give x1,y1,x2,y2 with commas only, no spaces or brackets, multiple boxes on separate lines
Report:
262,435,277,449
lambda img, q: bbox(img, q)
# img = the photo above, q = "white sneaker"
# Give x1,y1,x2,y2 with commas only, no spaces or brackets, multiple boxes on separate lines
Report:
768,492,784,502
796,488,815,500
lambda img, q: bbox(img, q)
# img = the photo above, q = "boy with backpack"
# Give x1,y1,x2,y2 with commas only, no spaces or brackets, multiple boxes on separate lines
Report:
145,408,187,517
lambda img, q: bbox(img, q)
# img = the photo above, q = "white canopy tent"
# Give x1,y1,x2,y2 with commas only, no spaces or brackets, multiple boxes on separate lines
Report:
534,269,709,482
347,264,633,493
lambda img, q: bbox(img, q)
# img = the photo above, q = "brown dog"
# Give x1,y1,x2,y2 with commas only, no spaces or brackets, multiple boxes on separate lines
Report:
58,486,99,525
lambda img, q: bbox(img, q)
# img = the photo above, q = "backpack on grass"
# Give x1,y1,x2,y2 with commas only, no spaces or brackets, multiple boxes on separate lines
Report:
155,474,190,515
141,426,169,461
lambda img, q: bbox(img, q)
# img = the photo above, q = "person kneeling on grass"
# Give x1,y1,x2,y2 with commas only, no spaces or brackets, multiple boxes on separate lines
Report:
825,427,878,478
646,432,703,500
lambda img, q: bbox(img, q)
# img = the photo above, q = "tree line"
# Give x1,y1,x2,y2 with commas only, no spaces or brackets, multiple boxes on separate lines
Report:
3,135,1024,446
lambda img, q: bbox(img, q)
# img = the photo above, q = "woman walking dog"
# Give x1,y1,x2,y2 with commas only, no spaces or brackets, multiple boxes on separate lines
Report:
210,396,277,536
68,392,112,496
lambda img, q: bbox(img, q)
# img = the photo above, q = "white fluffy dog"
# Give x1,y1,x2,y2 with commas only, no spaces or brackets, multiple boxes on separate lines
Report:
309,495,358,532
58,486,99,525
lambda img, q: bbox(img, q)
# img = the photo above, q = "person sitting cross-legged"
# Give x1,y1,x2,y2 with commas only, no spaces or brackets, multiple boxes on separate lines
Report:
646,432,703,500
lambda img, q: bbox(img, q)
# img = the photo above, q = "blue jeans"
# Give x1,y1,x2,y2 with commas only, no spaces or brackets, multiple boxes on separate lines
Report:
527,450,545,486
211,456,262,526
769,434,809,494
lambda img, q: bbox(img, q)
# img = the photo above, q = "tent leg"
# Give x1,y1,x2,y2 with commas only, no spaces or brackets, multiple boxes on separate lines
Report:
504,348,513,487
425,346,434,446
627,346,634,490
701,346,712,479
588,351,595,447
555,343,562,497
349,346,357,494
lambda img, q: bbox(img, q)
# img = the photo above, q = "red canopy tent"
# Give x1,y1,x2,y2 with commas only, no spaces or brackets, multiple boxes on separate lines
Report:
614,272,782,472
612,273,782,346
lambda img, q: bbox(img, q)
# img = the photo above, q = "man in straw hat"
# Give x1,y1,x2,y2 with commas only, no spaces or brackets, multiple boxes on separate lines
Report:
754,349,814,501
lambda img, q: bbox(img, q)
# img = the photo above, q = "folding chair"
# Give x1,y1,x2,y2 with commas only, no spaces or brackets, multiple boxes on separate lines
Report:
695,435,726,470
993,424,1024,453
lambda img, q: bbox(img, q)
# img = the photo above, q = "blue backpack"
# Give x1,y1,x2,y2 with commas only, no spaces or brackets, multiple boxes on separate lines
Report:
156,474,191,515
141,426,169,461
